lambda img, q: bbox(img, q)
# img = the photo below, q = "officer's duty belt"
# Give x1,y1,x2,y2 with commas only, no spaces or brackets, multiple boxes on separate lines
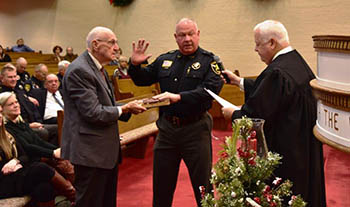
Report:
164,112,205,127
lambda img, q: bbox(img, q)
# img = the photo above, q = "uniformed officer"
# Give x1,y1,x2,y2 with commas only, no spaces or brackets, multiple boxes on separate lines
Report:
15,57,31,91
129,18,224,207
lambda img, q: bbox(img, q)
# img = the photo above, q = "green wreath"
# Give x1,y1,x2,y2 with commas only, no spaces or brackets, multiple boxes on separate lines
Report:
109,0,134,7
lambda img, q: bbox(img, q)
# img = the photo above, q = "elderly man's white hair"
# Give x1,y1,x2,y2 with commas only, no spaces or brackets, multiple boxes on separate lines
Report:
175,18,198,32
86,26,114,49
254,20,289,45
58,60,70,70
16,57,27,65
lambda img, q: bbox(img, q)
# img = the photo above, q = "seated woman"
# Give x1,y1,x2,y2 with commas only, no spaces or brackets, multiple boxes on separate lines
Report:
51,45,63,62
0,104,56,206
0,92,75,203
0,45,11,62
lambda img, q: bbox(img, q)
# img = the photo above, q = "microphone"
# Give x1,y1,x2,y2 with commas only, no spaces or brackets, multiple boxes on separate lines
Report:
213,55,230,84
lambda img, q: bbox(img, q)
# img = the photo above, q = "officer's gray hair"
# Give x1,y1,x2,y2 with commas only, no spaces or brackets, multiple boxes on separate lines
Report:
176,18,198,32
86,26,114,49
254,20,289,45
35,63,46,72
1,63,16,76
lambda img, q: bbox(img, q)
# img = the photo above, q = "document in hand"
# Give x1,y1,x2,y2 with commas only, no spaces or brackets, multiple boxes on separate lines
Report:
204,88,240,110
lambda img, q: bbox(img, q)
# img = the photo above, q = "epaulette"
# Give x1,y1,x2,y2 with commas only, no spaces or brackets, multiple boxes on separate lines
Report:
158,49,178,58
166,49,177,54
200,48,215,58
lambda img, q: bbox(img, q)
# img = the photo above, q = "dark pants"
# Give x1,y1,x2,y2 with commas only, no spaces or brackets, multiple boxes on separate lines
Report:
73,164,118,207
153,113,213,207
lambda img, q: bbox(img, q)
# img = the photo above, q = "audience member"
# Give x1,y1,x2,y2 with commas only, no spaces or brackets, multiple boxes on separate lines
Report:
9,38,34,52
221,20,326,206
0,45,11,62
63,47,78,62
0,64,57,145
25,63,48,92
0,92,75,203
0,104,56,206
31,74,63,125
51,45,63,62
57,60,70,88
15,57,31,91
113,55,130,79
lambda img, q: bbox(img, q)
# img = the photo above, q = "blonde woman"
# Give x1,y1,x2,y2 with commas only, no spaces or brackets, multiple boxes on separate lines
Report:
0,92,75,204
0,103,56,206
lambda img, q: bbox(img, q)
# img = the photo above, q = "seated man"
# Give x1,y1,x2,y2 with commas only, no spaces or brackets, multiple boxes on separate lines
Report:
57,60,70,88
9,38,34,52
32,74,63,125
0,64,58,145
63,47,78,62
15,57,31,91
25,63,48,92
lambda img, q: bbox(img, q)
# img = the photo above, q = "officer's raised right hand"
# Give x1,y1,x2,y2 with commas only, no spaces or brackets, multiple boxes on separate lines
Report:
131,39,152,66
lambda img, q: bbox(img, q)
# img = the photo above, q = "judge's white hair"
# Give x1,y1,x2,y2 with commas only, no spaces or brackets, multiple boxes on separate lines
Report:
254,20,289,45
86,26,114,49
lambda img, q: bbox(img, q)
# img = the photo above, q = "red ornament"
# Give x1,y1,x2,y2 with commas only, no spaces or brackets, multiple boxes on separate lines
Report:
254,197,261,204
250,130,256,138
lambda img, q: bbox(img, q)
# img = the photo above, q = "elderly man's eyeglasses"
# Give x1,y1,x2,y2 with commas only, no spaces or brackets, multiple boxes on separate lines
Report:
96,39,118,47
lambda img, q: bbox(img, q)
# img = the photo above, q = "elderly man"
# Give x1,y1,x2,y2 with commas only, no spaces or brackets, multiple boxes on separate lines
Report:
129,18,224,207
57,60,70,88
61,26,147,207
222,20,326,206
15,57,31,90
31,74,63,125
25,63,48,93
63,47,78,62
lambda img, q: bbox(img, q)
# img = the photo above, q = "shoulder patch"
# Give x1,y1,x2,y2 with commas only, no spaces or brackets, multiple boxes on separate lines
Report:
210,61,221,75
24,83,32,92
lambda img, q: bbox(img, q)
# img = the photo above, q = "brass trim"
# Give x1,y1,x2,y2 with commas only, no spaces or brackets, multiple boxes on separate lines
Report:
310,79,350,112
313,35,350,54
313,126,350,153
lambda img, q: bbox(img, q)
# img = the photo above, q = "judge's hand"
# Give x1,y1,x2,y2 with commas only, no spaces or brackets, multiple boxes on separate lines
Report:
130,39,152,66
221,107,235,120
121,100,147,114
152,92,180,104
221,70,242,86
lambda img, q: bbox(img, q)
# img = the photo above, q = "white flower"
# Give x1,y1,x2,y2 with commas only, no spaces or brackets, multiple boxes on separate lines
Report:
273,177,282,185
231,192,236,197
235,167,242,175
288,199,293,205
238,198,244,203
256,180,261,185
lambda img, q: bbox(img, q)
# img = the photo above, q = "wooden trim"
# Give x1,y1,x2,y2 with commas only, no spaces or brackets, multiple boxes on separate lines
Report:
310,79,350,112
313,126,350,153
312,35,350,54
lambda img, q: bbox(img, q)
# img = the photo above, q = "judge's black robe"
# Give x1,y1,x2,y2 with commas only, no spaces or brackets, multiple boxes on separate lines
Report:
232,50,326,206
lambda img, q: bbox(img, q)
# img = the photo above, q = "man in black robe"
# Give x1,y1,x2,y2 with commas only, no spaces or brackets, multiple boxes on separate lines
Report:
222,20,326,206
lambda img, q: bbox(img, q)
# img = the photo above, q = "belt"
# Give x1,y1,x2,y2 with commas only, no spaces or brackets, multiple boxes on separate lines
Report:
164,113,205,127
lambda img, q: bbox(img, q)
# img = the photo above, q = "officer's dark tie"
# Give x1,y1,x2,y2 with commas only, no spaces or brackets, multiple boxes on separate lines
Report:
53,92,64,109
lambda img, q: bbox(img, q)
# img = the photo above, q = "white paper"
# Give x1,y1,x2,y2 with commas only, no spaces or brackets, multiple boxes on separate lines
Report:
204,88,240,110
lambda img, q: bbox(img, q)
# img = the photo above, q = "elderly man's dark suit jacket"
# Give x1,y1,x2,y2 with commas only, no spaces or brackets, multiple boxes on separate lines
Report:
61,50,130,169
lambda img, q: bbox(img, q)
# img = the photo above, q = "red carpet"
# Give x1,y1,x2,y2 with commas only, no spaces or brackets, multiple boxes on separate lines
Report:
117,130,350,207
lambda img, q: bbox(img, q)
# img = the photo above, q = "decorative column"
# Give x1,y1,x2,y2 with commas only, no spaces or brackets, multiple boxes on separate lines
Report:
311,35,350,153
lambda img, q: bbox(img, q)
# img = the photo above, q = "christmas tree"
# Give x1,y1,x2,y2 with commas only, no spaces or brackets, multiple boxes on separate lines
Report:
201,117,306,207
